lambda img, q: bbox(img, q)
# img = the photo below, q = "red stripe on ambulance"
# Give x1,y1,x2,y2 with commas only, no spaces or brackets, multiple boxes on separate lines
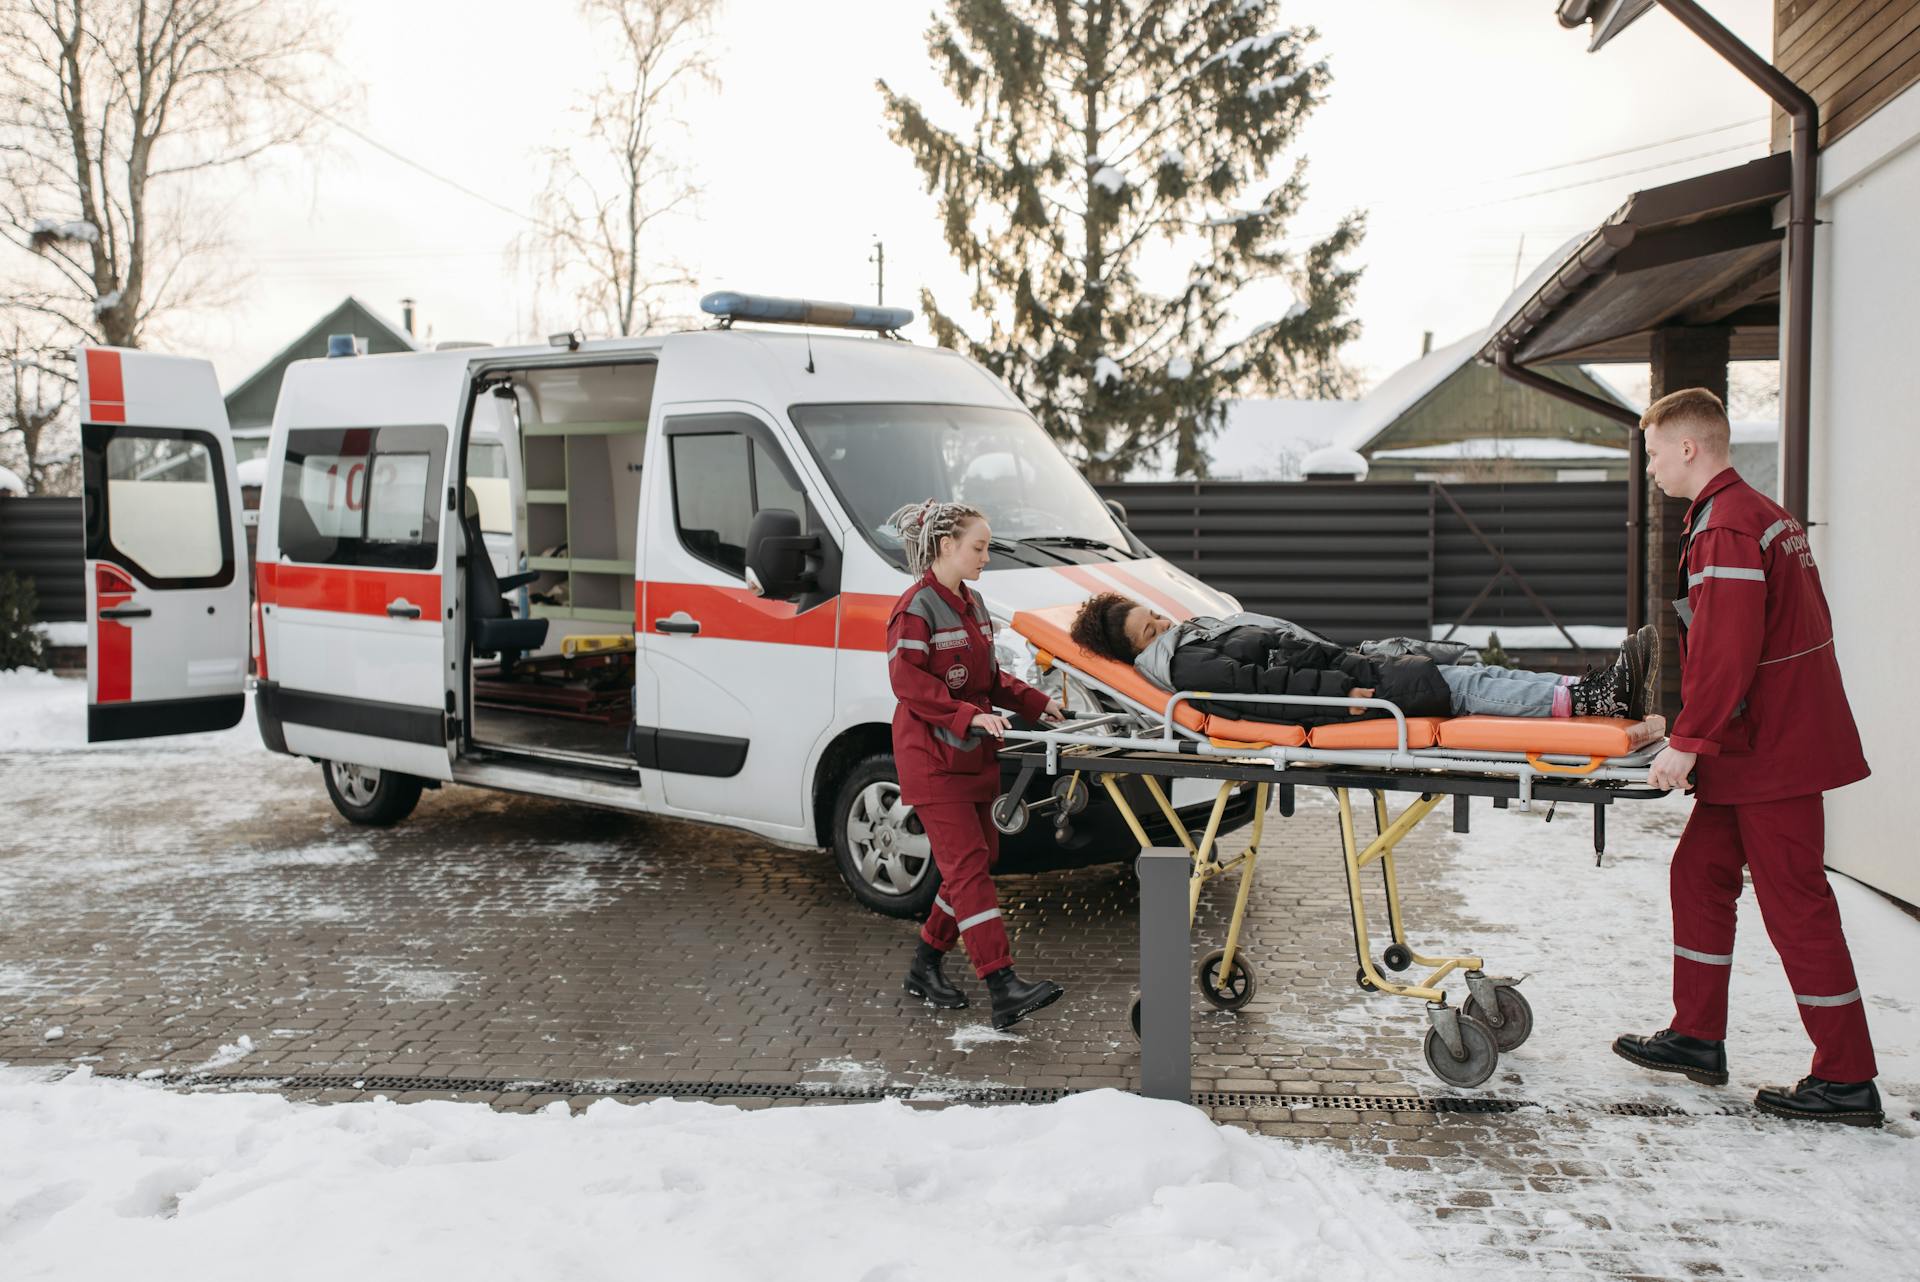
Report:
93,563,135,701
85,348,125,423
257,563,442,618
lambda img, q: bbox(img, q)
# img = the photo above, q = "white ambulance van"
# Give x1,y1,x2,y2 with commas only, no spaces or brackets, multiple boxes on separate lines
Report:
77,294,1256,917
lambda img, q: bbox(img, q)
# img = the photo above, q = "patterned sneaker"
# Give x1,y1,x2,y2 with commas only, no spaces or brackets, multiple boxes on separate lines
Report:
1569,652,1630,718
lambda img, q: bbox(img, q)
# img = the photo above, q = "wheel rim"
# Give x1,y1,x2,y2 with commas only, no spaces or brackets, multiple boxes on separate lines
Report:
1464,987,1534,1053
1199,950,1254,1009
845,780,931,898
330,761,380,808
1424,1018,1499,1088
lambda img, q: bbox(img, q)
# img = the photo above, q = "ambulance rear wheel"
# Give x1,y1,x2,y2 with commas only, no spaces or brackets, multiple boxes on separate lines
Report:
321,761,423,826
831,753,939,920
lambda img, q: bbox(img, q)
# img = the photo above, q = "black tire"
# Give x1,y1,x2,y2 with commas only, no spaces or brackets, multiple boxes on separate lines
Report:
1197,948,1257,1011
1383,943,1414,972
829,753,940,919
321,760,423,826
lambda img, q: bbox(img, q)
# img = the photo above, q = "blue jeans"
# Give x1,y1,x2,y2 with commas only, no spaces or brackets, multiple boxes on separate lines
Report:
1436,664,1564,717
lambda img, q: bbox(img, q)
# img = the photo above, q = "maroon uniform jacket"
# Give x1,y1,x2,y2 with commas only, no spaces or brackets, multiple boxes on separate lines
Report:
1671,468,1869,805
887,572,1051,805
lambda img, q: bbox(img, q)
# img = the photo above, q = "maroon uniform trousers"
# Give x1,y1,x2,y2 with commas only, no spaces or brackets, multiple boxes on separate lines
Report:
914,801,1010,977
1666,469,1875,1082
1670,795,1876,1082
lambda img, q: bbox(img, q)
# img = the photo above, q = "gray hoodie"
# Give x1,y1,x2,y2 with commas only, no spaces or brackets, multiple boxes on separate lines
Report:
1134,611,1478,692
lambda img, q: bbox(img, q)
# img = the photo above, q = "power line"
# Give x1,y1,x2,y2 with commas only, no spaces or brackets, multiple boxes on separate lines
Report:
1442,138,1768,212
1488,117,1765,184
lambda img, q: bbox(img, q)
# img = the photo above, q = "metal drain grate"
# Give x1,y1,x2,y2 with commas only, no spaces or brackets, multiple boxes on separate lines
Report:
87,1071,1751,1119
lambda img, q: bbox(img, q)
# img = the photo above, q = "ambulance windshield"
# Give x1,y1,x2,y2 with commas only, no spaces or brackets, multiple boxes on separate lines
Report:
790,403,1136,570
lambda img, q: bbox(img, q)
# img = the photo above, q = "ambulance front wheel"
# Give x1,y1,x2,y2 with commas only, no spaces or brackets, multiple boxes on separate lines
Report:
830,753,940,920
321,761,423,826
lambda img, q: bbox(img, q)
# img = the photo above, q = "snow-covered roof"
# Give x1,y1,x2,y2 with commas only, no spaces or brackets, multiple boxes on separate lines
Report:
1185,399,1357,479
1731,419,1777,445
1301,445,1368,478
1372,438,1628,462
1331,329,1492,455
0,463,25,495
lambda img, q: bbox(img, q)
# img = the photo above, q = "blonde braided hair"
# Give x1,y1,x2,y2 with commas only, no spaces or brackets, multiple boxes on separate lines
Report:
886,498,986,576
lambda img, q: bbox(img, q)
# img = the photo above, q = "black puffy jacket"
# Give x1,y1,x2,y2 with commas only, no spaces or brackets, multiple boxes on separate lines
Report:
1167,626,1453,728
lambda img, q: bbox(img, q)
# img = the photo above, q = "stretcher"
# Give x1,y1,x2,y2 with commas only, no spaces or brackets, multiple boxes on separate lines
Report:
995,605,1669,1088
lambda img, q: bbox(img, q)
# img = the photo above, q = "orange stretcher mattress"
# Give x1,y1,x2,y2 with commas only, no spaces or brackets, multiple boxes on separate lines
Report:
1010,605,1649,758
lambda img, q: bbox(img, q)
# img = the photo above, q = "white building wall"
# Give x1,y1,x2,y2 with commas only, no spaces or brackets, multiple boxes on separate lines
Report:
1808,84,1920,906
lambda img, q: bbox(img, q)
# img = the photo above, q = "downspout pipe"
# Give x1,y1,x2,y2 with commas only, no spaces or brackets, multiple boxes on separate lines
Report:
1491,349,1646,632
1655,0,1818,523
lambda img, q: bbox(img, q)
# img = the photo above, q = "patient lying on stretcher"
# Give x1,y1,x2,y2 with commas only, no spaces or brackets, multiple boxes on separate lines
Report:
1069,593,1662,730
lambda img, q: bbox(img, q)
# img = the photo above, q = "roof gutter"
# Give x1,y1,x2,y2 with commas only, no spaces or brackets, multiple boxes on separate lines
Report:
1652,0,1816,524
1491,349,1647,632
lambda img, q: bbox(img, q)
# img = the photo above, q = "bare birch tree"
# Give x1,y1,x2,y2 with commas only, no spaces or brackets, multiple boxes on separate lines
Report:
0,0,344,350
524,0,717,337
0,323,77,493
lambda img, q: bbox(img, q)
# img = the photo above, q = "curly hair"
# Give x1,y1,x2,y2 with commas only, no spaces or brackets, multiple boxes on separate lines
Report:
1070,591,1141,664
884,499,987,577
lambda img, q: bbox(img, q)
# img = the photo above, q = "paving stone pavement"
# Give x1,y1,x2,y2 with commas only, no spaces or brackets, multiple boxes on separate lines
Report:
1,732,1912,1279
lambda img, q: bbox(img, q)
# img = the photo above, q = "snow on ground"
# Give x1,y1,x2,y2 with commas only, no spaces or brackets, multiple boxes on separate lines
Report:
0,667,266,755
0,1072,1443,1282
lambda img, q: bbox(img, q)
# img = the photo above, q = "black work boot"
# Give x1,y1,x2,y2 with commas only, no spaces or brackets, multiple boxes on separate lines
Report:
1612,1028,1729,1085
986,967,1064,1030
1621,624,1660,720
1755,1076,1885,1128
1570,648,1634,718
904,941,967,1009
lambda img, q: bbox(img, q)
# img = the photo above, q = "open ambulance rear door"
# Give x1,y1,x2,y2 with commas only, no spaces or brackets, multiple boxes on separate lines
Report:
78,347,249,742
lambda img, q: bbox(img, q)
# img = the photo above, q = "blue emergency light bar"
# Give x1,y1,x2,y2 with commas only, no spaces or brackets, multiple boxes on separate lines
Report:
700,291,914,333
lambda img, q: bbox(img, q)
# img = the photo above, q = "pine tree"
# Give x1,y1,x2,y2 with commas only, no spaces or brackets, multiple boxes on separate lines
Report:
879,0,1364,480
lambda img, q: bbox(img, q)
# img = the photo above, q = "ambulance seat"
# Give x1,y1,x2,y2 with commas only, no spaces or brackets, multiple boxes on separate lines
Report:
463,488,547,674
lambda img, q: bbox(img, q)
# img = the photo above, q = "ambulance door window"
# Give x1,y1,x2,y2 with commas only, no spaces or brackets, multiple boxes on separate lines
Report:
95,431,233,586
276,425,447,569
666,413,812,580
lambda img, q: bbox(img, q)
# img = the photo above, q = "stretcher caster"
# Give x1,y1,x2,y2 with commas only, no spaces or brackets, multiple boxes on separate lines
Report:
1196,948,1256,1010
1382,943,1413,972
1461,974,1533,1052
1423,1005,1499,1088
990,793,1028,836
1355,967,1377,992
1051,775,1090,816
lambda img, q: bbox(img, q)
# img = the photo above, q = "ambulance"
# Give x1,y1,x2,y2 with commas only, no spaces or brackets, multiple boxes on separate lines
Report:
77,293,1257,917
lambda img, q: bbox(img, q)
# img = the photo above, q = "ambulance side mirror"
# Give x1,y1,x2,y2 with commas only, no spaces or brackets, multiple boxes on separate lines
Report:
1104,498,1128,526
746,508,817,601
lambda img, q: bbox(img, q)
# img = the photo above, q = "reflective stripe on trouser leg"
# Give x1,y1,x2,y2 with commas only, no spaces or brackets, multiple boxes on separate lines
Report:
916,800,1012,977
1737,794,1878,1083
1670,801,1744,1041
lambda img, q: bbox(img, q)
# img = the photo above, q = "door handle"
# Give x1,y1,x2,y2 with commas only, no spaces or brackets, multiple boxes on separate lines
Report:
653,617,700,635
99,605,152,620
387,601,423,619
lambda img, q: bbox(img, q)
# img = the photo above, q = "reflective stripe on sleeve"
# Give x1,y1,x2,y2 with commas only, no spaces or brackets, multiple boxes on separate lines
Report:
1688,566,1766,587
1758,637,1834,666
956,907,1003,933
1759,518,1791,551
888,639,929,660
1795,988,1861,1008
1674,944,1733,965
934,896,955,916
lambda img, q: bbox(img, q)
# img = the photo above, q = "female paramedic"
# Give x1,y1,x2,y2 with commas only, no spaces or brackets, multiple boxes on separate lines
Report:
886,498,1068,1030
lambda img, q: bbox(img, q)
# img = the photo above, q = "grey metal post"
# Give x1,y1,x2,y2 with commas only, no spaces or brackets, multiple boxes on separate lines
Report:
1136,846,1191,1101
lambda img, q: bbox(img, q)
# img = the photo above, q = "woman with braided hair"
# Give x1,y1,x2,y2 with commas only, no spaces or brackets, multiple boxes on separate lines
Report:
886,498,1068,1029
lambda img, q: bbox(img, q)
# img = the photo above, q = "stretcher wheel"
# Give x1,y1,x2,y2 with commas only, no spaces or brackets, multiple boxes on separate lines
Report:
1355,968,1377,992
1462,985,1534,1052
1127,993,1142,1041
991,795,1029,836
1196,948,1256,1010
1051,775,1090,817
1423,1015,1500,1089
1382,943,1413,972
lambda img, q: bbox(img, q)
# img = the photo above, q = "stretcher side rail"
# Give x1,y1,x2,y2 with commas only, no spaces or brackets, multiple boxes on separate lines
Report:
1159,689,1412,753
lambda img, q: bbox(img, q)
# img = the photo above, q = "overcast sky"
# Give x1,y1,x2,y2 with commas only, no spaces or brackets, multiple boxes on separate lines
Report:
191,0,1774,399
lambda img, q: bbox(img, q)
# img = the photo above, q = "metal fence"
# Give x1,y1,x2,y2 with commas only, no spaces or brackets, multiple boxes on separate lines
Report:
0,497,83,622
1099,480,1627,646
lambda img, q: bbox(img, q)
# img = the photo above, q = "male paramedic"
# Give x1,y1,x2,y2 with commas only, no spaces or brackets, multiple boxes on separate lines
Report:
1613,388,1882,1128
